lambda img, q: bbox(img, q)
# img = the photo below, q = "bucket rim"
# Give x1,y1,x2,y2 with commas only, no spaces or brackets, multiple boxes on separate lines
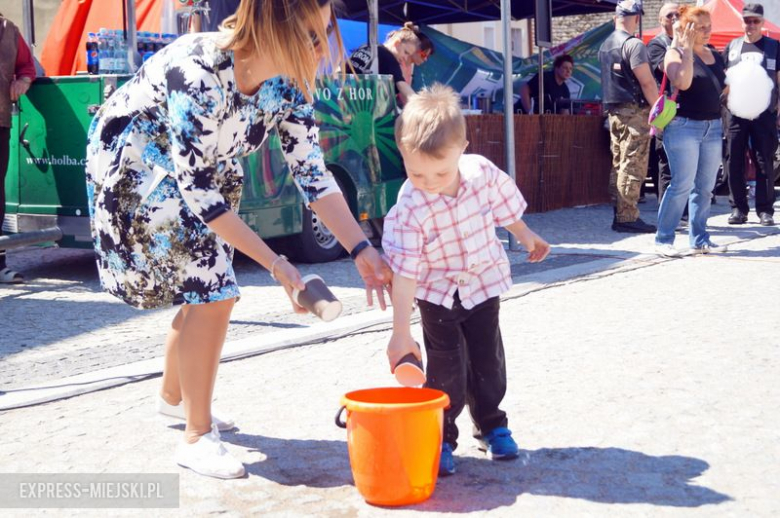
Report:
340,387,450,414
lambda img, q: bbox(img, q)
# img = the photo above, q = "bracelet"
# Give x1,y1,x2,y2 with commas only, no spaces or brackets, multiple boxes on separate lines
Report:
349,240,372,261
269,254,288,281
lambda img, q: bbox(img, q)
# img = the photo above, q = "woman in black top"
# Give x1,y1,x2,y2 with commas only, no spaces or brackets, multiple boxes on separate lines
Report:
655,5,727,256
348,22,420,106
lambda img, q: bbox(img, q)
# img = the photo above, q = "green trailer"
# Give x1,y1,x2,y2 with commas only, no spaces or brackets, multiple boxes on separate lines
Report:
2,73,405,263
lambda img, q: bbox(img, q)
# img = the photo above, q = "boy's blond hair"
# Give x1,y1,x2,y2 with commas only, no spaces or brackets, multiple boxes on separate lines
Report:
395,84,466,158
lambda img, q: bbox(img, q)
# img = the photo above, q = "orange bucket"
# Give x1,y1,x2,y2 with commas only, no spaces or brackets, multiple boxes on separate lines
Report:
335,387,450,506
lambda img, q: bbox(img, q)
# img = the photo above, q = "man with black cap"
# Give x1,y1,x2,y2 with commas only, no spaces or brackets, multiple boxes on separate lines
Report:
723,3,779,227
599,0,659,233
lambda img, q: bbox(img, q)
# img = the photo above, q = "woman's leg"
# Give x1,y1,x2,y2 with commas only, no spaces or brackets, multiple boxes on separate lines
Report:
657,119,699,245
689,119,724,248
160,307,187,405
176,298,235,443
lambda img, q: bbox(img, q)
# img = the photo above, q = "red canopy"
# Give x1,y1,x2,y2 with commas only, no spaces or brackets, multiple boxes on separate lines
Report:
40,0,182,76
641,0,780,50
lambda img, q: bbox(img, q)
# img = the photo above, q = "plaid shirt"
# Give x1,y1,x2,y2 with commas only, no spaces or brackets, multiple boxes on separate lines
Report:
382,154,527,310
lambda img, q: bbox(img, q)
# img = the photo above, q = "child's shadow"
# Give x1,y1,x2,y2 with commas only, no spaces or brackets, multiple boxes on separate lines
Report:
221,432,731,511
419,447,732,512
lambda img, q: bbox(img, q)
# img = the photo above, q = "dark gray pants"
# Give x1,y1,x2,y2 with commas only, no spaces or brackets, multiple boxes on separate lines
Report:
1,126,9,269
418,293,508,450
725,110,777,216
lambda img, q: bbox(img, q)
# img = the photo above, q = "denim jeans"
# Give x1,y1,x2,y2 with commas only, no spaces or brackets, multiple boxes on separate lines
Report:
657,117,723,247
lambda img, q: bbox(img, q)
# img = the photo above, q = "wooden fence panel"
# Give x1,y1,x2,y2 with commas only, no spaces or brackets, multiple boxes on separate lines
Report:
465,114,612,213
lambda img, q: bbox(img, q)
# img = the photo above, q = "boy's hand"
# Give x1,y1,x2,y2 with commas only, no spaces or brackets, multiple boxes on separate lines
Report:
518,229,551,263
386,332,421,373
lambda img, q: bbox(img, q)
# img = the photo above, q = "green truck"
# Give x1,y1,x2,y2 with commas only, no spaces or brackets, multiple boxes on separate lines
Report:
3,73,405,263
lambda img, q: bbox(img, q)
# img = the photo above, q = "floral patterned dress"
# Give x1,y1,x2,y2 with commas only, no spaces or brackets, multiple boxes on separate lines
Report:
86,33,339,309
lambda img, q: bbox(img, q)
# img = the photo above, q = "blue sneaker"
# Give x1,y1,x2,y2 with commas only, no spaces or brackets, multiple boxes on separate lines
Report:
439,443,456,476
478,427,519,460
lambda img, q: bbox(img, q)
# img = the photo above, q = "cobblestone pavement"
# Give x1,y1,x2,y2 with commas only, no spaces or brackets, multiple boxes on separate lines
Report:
1,203,779,516
1,200,637,391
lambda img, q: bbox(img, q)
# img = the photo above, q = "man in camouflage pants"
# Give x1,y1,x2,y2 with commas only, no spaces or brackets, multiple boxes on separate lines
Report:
599,0,659,233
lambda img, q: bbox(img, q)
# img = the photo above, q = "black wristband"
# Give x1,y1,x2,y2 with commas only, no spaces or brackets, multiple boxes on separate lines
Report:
349,240,372,261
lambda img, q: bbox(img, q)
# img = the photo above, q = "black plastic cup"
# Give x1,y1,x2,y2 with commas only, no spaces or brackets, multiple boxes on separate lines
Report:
394,352,426,387
292,274,343,322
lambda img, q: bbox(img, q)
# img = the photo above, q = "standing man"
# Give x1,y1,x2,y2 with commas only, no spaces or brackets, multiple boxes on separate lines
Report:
0,13,36,284
599,0,659,233
723,3,778,226
518,54,575,114
647,3,678,203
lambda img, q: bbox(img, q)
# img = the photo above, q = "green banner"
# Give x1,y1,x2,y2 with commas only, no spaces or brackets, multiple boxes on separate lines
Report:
413,22,614,110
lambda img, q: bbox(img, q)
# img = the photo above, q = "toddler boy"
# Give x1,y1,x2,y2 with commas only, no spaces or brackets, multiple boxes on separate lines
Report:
383,84,550,476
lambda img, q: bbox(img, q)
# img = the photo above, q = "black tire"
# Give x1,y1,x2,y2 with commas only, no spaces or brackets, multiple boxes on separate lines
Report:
285,175,349,264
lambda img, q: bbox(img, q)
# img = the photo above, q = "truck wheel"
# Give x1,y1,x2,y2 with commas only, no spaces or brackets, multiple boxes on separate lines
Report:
287,176,349,263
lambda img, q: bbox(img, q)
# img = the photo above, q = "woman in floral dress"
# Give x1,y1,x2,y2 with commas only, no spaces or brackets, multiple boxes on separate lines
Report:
86,0,391,478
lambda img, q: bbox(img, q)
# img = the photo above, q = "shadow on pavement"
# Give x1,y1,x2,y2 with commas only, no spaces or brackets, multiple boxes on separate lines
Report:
716,245,780,259
227,432,353,488
220,432,731,511
416,447,731,512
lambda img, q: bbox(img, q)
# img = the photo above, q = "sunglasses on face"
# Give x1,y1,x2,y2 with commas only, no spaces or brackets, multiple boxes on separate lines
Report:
744,18,762,25
665,12,679,20
309,24,334,48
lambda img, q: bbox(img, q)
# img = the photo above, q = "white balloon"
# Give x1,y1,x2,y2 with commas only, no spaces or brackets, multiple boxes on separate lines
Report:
726,60,773,120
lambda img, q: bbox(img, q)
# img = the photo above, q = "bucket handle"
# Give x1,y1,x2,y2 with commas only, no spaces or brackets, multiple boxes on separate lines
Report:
334,405,347,429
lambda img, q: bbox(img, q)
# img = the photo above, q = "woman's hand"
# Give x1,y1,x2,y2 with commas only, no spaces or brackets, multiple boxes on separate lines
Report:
677,21,696,51
273,259,308,314
354,246,393,310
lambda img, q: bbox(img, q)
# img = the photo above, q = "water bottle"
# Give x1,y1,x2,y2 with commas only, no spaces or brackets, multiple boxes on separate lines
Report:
97,29,109,74
112,31,122,74
106,31,117,74
153,33,164,53
137,31,147,55
118,30,131,74
86,32,99,74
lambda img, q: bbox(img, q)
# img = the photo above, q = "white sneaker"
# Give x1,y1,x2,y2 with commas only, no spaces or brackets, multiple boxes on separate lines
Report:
157,396,236,431
655,243,682,258
693,242,728,255
175,424,245,479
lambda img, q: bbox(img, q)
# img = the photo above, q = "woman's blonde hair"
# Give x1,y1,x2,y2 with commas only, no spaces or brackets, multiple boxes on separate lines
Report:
221,0,344,101
395,84,466,158
385,22,422,48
